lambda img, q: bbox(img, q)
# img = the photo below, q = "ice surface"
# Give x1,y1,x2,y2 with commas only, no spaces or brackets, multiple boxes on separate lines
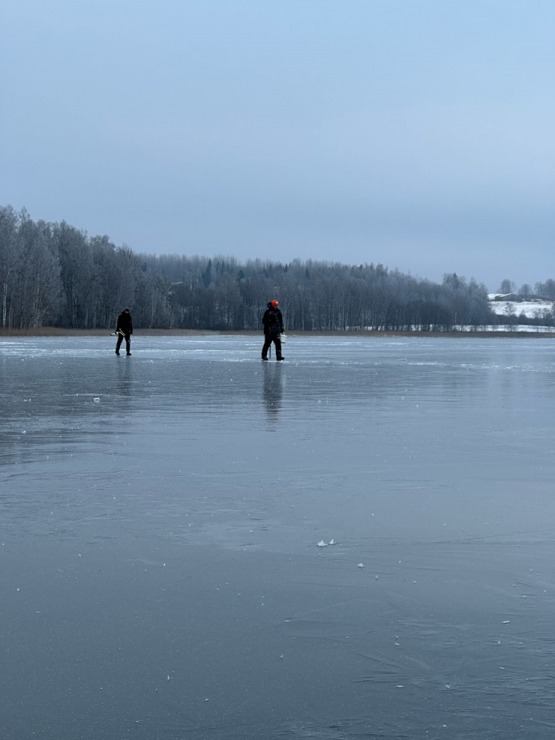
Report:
2,334,555,738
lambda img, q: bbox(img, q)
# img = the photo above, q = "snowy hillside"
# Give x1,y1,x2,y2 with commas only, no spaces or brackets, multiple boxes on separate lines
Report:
488,295,554,320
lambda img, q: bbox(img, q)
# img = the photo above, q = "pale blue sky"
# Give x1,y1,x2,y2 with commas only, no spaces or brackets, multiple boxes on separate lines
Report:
2,0,554,289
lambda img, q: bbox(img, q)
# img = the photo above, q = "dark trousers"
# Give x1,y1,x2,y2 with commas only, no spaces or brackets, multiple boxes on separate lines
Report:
116,333,131,355
262,333,282,360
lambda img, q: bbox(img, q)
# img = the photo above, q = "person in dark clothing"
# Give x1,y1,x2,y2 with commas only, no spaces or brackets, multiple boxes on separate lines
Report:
115,308,133,356
261,299,284,361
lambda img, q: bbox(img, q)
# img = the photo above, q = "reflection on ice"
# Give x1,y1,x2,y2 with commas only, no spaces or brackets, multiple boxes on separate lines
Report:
2,335,555,738
262,362,284,423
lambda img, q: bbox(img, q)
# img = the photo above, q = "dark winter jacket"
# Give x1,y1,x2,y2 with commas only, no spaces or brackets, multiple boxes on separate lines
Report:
262,304,283,336
116,310,133,336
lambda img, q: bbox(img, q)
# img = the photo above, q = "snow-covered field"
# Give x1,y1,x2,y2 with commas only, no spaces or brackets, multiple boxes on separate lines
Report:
460,324,554,332
488,295,554,320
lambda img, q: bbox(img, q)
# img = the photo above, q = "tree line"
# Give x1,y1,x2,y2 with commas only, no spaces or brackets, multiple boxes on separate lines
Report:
1,205,552,331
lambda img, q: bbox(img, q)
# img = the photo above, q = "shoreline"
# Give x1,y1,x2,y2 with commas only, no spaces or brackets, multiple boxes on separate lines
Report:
1,328,554,339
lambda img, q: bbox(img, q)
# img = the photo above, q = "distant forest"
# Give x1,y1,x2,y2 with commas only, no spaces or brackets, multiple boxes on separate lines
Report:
1,205,554,331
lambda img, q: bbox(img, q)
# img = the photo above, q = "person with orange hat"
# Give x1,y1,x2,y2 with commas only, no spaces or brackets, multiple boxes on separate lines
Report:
261,299,285,361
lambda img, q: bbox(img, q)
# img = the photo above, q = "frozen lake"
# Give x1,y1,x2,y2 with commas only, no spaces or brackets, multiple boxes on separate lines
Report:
2,334,555,739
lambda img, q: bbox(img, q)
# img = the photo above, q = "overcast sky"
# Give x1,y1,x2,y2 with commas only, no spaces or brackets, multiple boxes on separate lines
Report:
2,0,554,290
